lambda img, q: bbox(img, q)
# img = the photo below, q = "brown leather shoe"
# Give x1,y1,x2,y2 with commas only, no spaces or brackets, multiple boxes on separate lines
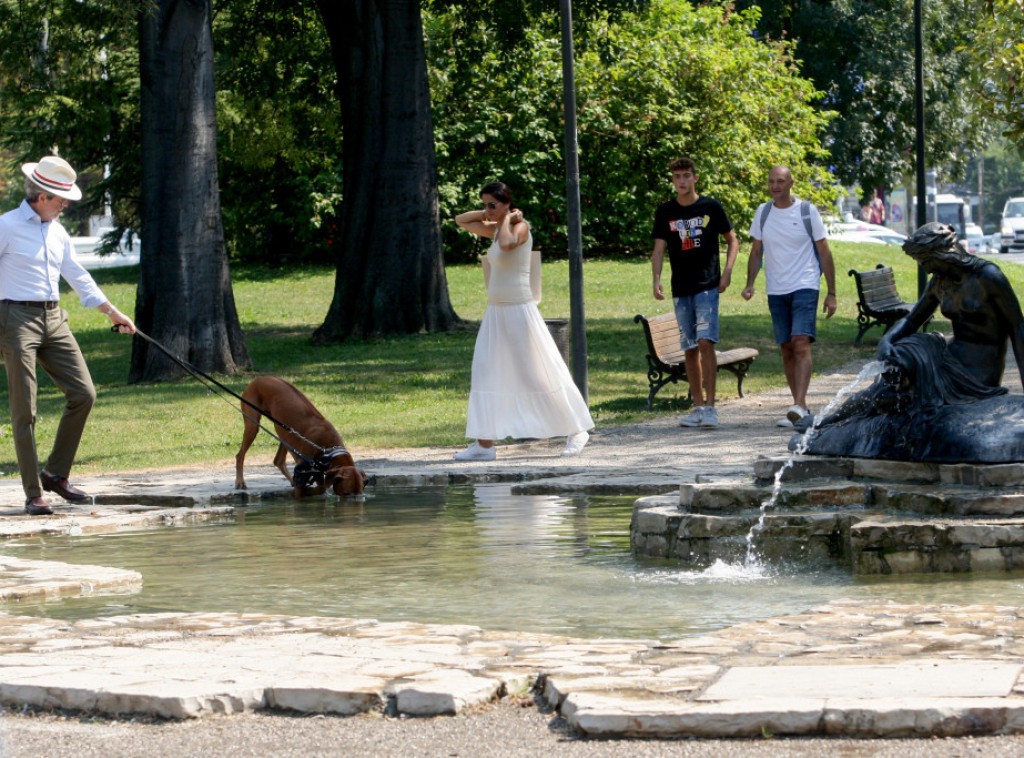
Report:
40,470,90,503
25,497,53,516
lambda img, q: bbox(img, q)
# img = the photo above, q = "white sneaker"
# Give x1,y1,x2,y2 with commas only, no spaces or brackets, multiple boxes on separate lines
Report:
700,406,718,427
786,404,810,424
453,442,496,461
561,431,589,457
776,417,794,428
679,407,705,427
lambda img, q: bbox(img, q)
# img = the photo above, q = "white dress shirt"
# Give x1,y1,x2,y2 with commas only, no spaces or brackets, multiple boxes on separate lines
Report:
0,200,107,307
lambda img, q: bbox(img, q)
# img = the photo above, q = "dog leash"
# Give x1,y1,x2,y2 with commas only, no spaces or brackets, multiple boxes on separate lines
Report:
113,326,329,467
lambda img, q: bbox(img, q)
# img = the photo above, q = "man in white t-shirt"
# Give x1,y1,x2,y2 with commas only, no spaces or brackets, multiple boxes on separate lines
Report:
741,166,837,431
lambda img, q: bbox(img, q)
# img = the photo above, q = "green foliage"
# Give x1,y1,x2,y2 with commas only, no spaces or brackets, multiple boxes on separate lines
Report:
574,1,835,249
0,0,141,237
0,0,342,261
213,0,343,265
735,0,991,196
427,0,836,263
972,0,1024,150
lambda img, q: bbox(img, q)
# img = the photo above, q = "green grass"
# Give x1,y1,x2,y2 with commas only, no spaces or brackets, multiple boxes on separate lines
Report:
0,241,1002,477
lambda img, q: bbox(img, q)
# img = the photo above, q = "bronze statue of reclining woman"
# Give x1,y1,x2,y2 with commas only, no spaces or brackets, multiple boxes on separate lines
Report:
805,222,1024,462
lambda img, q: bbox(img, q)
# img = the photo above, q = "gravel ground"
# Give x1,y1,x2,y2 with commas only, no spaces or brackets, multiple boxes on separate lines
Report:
0,699,1013,757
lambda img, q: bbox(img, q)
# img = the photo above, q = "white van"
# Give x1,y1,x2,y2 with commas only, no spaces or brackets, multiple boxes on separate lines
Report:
908,192,970,238
1001,198,1024,255
935,193,970,239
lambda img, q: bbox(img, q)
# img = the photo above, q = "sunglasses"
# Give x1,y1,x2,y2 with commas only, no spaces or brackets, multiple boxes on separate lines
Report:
482,202,500,210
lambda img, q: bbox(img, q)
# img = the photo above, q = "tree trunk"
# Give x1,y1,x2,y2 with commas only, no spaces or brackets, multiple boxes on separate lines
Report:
132,0,251,382
311,0,460,343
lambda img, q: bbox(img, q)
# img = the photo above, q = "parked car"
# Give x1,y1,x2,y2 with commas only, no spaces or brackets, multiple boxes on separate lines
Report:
1001,198,1024,255
826,219,907,245
965,223,985,255
70,229,140,270
830,230,907,245
826,217,894,236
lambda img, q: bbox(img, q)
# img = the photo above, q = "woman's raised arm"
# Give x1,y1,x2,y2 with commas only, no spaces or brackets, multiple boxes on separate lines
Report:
455,209,493,238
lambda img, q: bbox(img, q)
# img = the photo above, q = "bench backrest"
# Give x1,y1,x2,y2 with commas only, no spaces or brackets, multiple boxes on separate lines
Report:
643,313,683,360
849,264,906,310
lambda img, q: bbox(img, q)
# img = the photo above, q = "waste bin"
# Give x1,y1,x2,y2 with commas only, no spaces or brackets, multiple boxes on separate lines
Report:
545,319,570,366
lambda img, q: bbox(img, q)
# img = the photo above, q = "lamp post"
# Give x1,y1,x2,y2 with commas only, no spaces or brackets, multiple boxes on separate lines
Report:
914,0,927,297
559,0,589,402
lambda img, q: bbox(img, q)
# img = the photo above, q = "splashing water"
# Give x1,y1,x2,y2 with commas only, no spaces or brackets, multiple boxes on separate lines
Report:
743,360,889,569
698,558,774,582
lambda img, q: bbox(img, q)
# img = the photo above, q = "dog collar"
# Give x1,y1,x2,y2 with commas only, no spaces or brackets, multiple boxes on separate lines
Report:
319,446,350,462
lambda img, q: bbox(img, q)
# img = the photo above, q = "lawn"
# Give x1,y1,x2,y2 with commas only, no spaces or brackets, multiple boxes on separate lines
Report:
0,241,1008,477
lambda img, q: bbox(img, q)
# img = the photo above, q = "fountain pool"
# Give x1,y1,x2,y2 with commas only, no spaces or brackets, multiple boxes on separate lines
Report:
3,484,1024,639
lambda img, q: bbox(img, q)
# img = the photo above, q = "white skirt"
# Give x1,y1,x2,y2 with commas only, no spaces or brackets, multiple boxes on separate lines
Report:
465,302,594,441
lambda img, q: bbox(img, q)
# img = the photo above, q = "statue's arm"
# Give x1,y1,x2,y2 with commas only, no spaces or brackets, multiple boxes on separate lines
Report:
878,285,937,361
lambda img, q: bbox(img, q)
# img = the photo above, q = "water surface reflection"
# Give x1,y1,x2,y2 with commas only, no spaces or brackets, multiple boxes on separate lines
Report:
4,484,1024,639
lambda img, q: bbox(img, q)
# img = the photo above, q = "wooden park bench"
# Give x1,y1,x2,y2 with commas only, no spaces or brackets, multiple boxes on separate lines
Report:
634,313,759,409
848,264,927,346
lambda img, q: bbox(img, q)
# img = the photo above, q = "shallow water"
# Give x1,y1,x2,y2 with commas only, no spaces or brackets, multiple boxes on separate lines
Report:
4,484,1024,640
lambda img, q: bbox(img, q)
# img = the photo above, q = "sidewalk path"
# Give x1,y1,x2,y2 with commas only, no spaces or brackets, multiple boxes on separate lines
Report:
1,362,1024,743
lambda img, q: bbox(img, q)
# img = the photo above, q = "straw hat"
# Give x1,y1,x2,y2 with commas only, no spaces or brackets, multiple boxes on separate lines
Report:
21,156,82,201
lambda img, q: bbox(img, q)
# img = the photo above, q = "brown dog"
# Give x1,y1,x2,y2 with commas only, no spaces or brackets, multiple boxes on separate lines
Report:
234,376,368,497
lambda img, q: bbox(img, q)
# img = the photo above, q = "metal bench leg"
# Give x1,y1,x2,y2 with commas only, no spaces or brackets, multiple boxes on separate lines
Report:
854,323,872,348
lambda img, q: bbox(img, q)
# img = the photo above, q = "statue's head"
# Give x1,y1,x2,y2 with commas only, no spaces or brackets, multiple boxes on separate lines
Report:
902,222,978,271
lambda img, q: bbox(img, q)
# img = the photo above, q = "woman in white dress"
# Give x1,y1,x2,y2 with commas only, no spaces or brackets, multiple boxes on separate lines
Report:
452,182,593,460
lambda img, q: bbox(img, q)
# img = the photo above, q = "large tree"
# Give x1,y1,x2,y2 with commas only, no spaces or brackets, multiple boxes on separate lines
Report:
310,0,459,343
133,0,251,380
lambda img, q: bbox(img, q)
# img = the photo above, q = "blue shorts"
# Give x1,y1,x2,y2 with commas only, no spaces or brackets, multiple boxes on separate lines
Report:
767,289,819,344
673,288,720,351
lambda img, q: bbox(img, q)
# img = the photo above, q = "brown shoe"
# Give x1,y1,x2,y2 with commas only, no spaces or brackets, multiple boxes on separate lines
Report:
25,497,53,516
40,470,90,503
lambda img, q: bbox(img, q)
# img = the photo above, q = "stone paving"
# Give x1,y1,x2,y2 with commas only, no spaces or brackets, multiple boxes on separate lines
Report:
0,363,1023,737
2,599,1024,737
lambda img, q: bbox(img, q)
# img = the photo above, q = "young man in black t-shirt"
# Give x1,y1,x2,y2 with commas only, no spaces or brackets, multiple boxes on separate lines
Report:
651,156,739,428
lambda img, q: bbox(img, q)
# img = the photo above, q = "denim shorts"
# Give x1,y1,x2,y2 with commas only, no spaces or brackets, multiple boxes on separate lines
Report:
673,288,720,351
767,288,819,344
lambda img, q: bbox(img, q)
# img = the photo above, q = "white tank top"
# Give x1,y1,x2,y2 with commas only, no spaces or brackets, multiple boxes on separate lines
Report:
486,229,534,305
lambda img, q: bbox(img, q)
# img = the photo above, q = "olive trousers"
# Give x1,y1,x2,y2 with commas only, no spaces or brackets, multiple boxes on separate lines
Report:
0,301,96,499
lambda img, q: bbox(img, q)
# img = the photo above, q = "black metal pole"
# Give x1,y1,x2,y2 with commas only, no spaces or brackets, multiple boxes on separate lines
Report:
559,0,589,402
914,0,927,297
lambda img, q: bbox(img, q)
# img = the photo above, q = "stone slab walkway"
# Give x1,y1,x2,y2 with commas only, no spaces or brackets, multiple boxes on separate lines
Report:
0,362,1022,738
1,599,1023,738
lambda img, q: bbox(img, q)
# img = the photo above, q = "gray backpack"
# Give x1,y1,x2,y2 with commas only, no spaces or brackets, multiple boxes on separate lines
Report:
757,200,821,266
758,199,816,241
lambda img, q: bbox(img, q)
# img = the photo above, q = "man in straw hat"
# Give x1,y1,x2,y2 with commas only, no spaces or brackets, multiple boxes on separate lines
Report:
0,155,136,515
